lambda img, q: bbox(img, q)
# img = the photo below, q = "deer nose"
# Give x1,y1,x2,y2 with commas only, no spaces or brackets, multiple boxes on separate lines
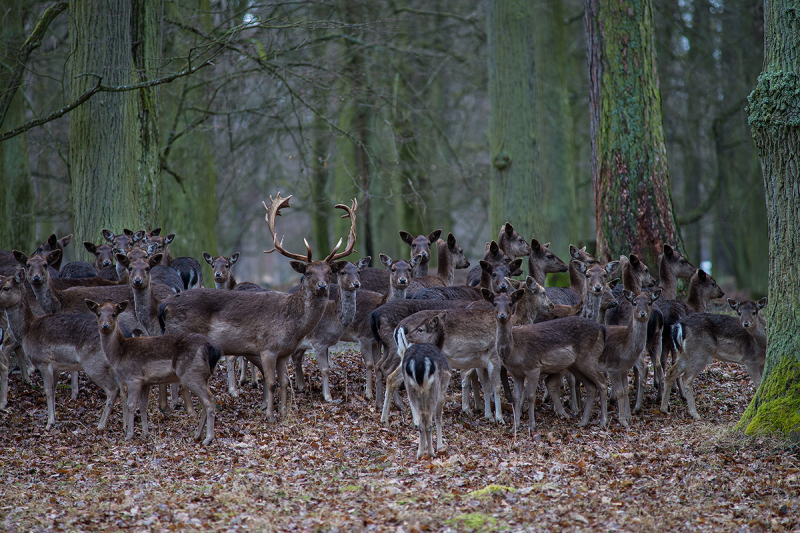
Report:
102,260,112,267
353,281,361,289
398,278,408,285
418,251,428,260
742,321,752,328
214,272,223,278
639,311,648,318
464,260,470,267
498,312,508,321
317,283,328,291
592,285,603,293
498,282,508,292
132,277,144,285
101,323,111,331
31,275,42,282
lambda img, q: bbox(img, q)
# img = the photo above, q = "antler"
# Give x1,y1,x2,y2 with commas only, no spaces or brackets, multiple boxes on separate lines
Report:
325,198,358,262
263,192,313,262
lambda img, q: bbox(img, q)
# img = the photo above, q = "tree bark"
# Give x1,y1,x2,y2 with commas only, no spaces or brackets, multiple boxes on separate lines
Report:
0,0,35,251
69,0,160,256
736,0,800,440
486,0,540,243
585,0,682,267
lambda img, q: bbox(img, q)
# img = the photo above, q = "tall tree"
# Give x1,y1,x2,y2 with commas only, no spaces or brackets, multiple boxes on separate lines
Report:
585,0,682,267
69,0,161,254
0,0,35,251
736,0,800,438
486,0,540,243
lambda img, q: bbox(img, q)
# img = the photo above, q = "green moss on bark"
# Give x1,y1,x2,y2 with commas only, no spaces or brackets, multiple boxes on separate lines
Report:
737,356,800,441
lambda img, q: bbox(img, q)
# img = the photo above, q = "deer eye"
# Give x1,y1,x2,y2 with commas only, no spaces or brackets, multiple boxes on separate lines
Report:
391,267,396,272
2,286,10,292
145,267,151,273
111,313,116,319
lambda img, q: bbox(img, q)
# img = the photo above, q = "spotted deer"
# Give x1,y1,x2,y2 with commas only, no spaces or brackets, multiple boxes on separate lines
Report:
660,298,766,420
159,194,357,422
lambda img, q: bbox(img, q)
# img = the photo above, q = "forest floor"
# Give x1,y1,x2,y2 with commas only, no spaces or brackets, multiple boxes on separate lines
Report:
0,346,797,533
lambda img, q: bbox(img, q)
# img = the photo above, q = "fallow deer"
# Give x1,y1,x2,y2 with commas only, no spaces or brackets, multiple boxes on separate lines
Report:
527,239,568,287
87,300,220,444
395,327,451,459
203,252,240,290
102,228,139,253
600,289,661,427
399,229,443,278
413,258,522,300
466,240,523,287
0,270,127,430
84,241,116,272
660,298,766,420
486,290,608,433
291,258,368,401
406,233,470,295
159,193,357,422
34,233,72,271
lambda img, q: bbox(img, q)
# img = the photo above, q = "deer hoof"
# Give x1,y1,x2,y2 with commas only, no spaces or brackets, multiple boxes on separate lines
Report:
202,436,213,445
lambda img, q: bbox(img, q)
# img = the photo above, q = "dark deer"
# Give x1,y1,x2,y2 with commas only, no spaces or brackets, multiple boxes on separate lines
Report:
102,229,139,253
0,271,126,430
84,241,116,272
160,193,357,422
87,300,220,444
406,233,471,295
527,239,568,286
399,229,442,278
660,298,766,420
33,233,72,271
203,252,240,290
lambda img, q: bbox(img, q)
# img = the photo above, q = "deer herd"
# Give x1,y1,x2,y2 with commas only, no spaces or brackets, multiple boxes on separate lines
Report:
0,193,767,457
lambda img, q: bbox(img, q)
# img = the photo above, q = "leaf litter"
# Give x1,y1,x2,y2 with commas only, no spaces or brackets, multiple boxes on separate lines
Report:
0,344,797,532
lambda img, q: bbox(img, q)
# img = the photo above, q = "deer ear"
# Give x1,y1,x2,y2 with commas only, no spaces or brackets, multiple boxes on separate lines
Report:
651,288,662,302
330,261,348,274
481,288,495,303
290,261,308,275
572,259,586,274
506,277,521,290
123,228,135,237
102,229,115,243
409,255,423,268
116,301,128,314
479,260,492,273
509,258,524,275
398,231,413,246
150,227,162,237
697,269,707,281
149,254,163,267
447,233,457,249
165,233,176,245
116,254,130,269
623,289,635,303
12,250,28,265
543,242,551,248
428,229,442,243
608,278,620,289
530,239,541,252
202,252,213,265
356,256,371,270
85,299,99,313
510,288,526,306
47,234,58,248
58,234,73,248
13,268,26,284
133,230,146,243
84,242,98,255
569,244,579,258
663,244,674,257
504,223,514,237
45,249,62,267
524,276,536,291
379,254,392,268
489,241,500,255
606,261,620,276
230,252,240,265
756,297,767,310
630,254,640,267
727,298,739,312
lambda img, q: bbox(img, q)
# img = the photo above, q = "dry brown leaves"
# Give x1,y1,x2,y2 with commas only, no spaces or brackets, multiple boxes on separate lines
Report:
0,345,797,532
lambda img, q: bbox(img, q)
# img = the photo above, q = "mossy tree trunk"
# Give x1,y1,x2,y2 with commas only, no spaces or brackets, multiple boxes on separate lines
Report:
486,0,540,243
0,0,34,252
584,0,682,267
69,0,161,257
736,0,800,440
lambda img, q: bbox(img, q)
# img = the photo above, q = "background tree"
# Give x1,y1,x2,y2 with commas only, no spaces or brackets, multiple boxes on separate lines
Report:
736,0,800,439
585,0,682,267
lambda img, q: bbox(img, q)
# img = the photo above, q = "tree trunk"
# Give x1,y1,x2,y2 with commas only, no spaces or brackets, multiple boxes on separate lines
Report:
486,0,540,243
736,0,800,440
585,0,682,267
0,0,34,251
69,0,160,257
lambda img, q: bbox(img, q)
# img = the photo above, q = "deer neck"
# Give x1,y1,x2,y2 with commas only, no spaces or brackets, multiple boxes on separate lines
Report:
586,292,604,324
215,275,236,290
412,259,428,278
686,282,707,313
494,318,514,364
621,316,649,365
527,256,547,286
31,279,62,314
99,326,126,366
337,288,358,328
622,264,642,293
291,283,331,336
511,295,540,326
568,262,585,293
435,241,454,286
659,258,678,300
749,319,767,349
4,288,35,341
131,282,160,336
386,283,408,302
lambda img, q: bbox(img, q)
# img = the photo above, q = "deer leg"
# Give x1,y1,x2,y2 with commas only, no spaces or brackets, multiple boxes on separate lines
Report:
89,370,120,431
475,367,494,422
525,369,541,433
633,355,647,414
545,374,569,419
139,385,151,439
360,340,374,400
277,356,290,419
435,380,448,454
226,356,240,397
180,385,196,417
14,344,31,385
487,360,505,424
158,384,169,414
188,376,216,445
0,345,8,410
460,369,473,413
660,356,687,413
292,349,306,392
170,382,181,411
380,366,404,425
316,346,333,402
125,383,141,440
41,364,57,430
70,371,80,400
